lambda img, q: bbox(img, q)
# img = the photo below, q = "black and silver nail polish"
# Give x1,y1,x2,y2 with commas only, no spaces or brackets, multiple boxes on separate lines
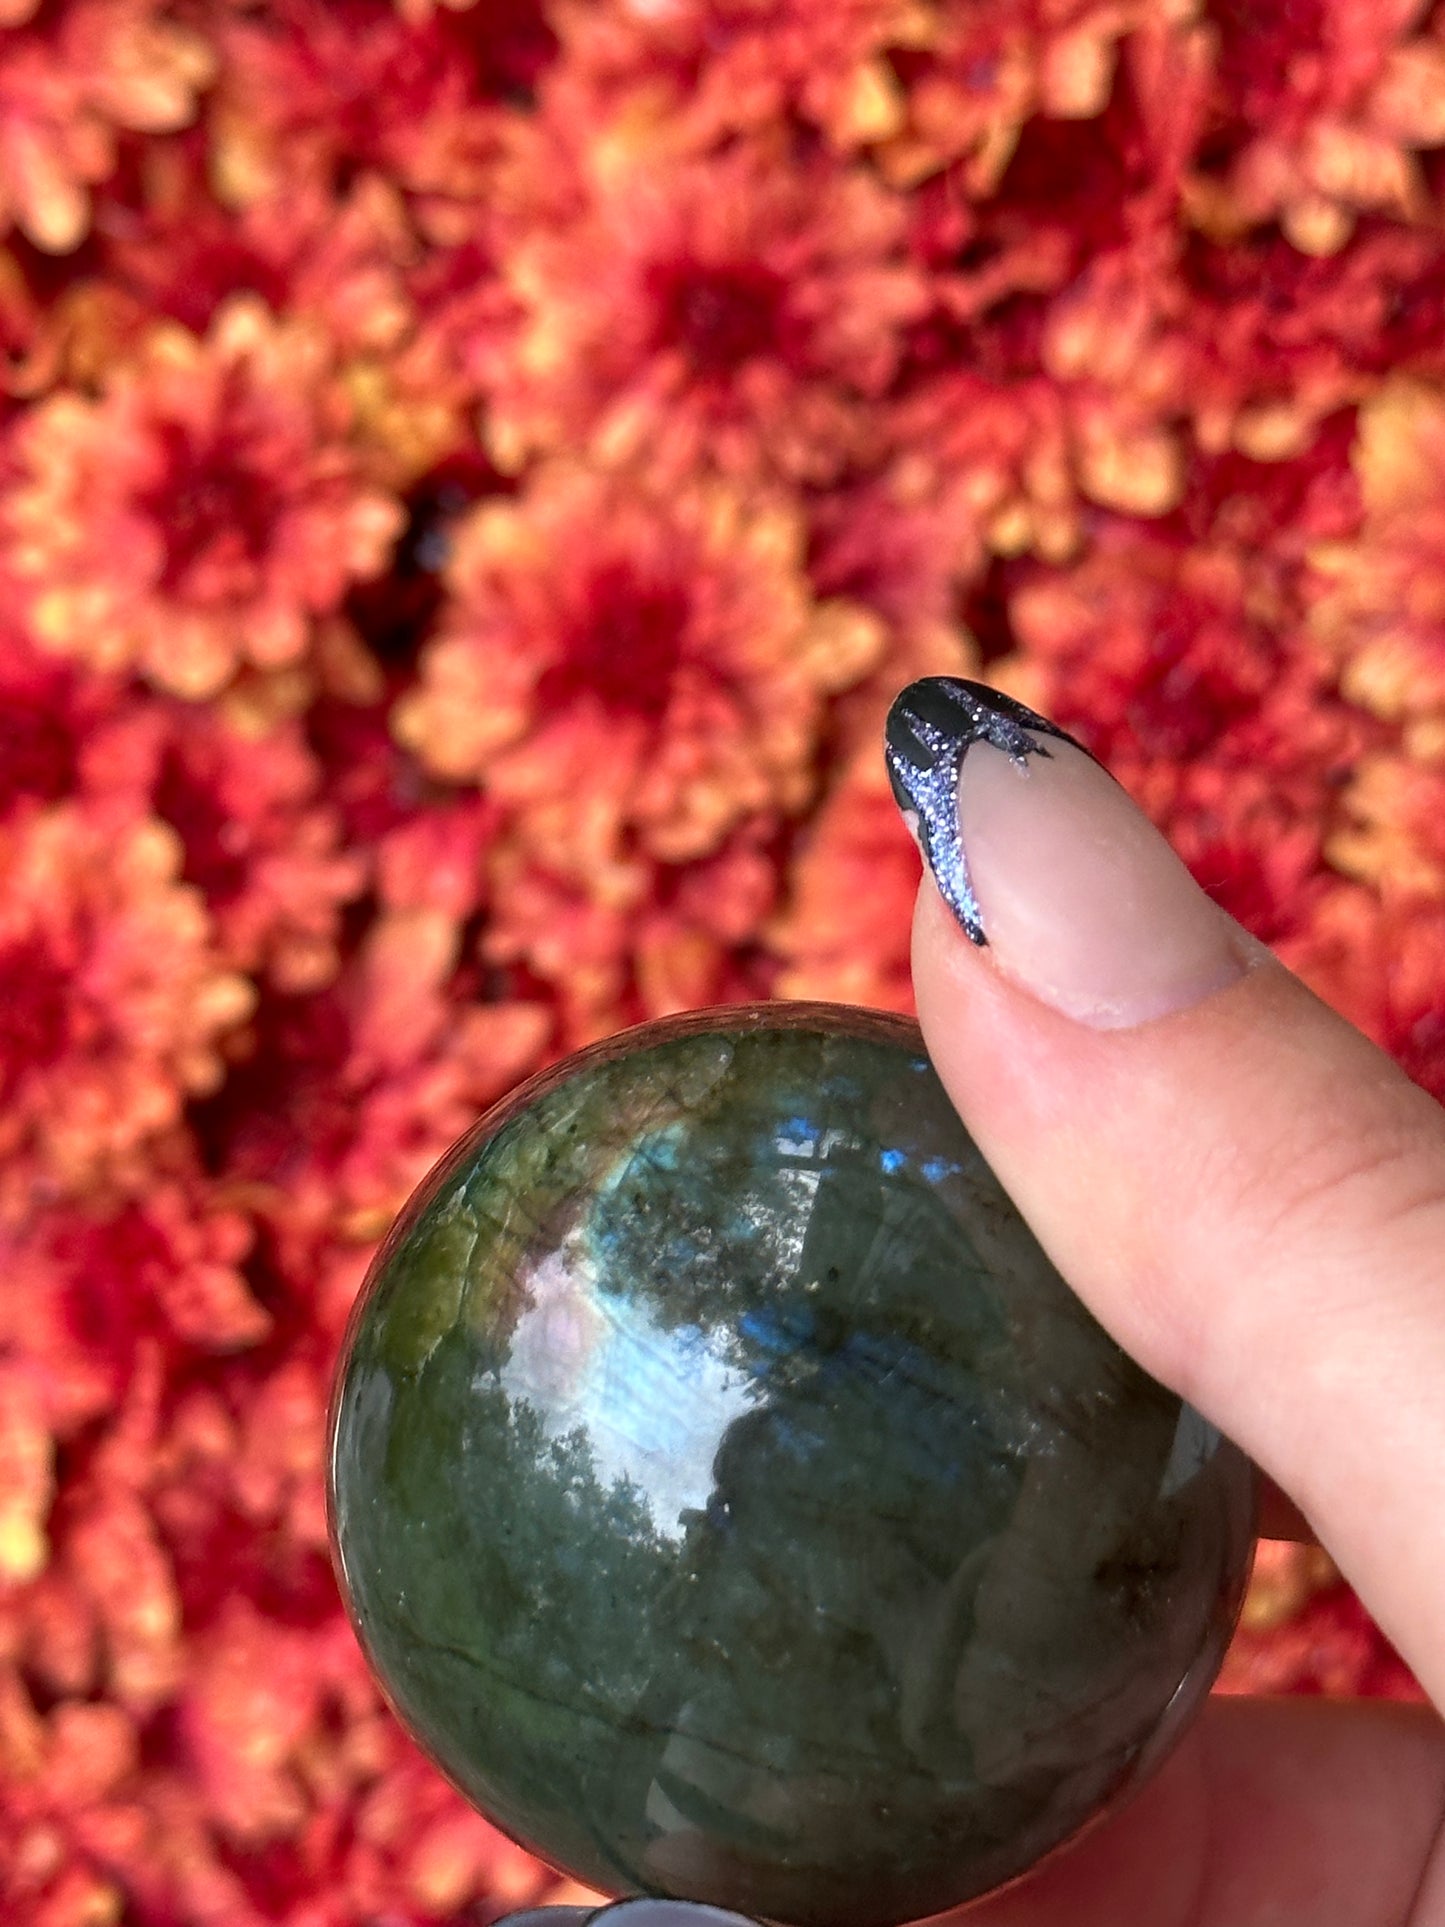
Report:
498,1905,758,1925
884,676,1079,945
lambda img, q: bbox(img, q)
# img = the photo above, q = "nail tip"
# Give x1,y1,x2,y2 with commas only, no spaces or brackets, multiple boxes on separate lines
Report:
883,676,1075,945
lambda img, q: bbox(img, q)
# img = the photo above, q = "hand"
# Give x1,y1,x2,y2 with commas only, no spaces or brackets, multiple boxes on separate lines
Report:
883,675,1445,1926
506,676,1445,1927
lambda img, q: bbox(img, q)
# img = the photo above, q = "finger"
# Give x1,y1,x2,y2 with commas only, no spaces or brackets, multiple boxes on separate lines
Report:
497,1703,1445,1927
948,1696,1445,1927
886,677,1445,1704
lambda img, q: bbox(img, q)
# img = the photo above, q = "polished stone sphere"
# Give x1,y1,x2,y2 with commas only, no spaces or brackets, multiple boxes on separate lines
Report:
328,1004,1254,1927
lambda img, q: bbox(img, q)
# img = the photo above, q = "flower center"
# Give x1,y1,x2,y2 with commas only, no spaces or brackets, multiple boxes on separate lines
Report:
650,259,787,374
540,562,691,724
0,695,77,812
142,421,280,600
0,935,73,1090
154,747,249,907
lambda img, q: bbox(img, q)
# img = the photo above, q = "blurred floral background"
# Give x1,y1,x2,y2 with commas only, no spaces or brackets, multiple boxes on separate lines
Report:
0,0,1442,1920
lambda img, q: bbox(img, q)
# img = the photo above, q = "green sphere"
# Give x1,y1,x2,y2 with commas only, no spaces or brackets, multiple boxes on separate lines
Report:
328,1004,1254,1926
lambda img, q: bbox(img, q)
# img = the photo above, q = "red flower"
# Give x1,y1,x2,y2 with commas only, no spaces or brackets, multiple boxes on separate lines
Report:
0,622,141,823
143,701,367,992
5,296,405,698
102,162,416,351
212,800,549,1258
481,119,927,483
1218,1551,1422,1698
484,829,777,1046
1196,0,1445,256
878,0,1174,192
1007,524,1374,947
769,747,921,1014
0,802,253,1211
1287,886,1445,1101
0,0,213,252
889,247,1196,583
394,462,884,891
554,0,925,152
1177,226,1445,463
0,1168,262,1591
209,0,548,218
1309,375,1445,718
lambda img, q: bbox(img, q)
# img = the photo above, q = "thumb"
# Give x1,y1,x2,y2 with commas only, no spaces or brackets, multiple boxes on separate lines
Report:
887,677,1445,1708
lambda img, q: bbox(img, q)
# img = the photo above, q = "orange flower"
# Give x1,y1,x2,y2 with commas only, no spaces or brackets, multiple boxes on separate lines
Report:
1310,376,1445,720
1328,748,1445,901
5,296,405,698
878,0,1183,191
1283,884,1445,1099
0,1172,262,1596
482,120,928,483
208,0,539,219
484,829,777,1047
553,0,929,152
394,462,884,890
0,0,213,252
93,156,480,485
102,161,417,353
769,748,921,1013
1006,524,1375,947
0,802,253,1211
1172,223,1445,472
1193,0,1445,255
888,248,1196,581
213,799,550,1252
143,701,367,992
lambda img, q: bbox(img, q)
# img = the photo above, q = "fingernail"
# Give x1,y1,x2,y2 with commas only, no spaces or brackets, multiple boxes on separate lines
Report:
497,1903,757,1925
885,676,1249,1028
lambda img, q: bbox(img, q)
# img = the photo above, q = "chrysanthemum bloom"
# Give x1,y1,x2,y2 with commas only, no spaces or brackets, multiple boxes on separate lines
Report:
1284,885,1445,1100
1176,227,1445,463
227,971,550,1254
95,159,480,485
0,628,364,989
769,748,921,1013
0,621,142,821
212,801,549,1256
484,827,777,1046
885,372,1083,570
1310,376,1445,719
394,462,884,892
0,0,213,252
553,0,929,152
1194,0,1445,255
481,120,928,483
808,477,977,654
208,0,546,223
103,162,418,354
4,296,405,698
97,151,509,490
1216,1539,1422,1699
886,244,1192,569
0,802,254,1212
0,1172,262,1593
876,0,1169,191
1011,523,1348,764
1007,523,1374,948
139,702,367,992
1328,749,1445,901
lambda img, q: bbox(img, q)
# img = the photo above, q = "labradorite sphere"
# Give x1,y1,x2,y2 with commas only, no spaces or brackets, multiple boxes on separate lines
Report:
329,1004,1254,1927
